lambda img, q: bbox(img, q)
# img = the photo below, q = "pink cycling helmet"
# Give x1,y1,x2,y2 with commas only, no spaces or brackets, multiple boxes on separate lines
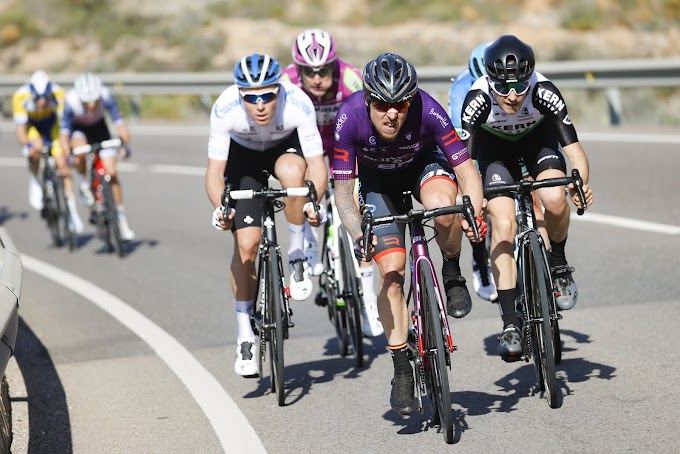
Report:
292,29,337,67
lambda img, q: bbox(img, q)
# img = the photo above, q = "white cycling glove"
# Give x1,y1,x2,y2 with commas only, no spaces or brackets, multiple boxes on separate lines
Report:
212,206,234,231
303,202,327,224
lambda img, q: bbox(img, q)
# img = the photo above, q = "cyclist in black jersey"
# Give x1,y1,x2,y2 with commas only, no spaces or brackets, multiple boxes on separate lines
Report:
460,35,593,362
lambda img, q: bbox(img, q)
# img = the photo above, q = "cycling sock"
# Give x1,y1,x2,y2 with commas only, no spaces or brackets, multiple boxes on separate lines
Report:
549,236,568,267
471,241,488,267
441,253,462,280
287,223,305,261
303,220,319,243
498,288,521,328
389,343,412,375
360,266,377,306
235,300,255,339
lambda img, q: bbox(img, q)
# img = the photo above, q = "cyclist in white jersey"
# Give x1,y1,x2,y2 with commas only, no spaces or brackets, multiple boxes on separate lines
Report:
205,53,327,377
460,35,593,362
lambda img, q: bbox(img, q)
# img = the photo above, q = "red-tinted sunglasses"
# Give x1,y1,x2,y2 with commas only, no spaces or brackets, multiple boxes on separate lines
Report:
371,100,410,113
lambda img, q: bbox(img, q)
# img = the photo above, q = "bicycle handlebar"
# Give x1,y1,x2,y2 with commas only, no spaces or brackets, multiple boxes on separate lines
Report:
483,169,587,216
219,180,319,221
72,138,123,156
359,195,479,258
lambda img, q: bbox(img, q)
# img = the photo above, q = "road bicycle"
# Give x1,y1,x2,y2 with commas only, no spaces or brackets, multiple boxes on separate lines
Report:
222,175,319,406
72,138,127,257
361,193,479,444
37,144,74,250
316,178,364,367
484,169,587,409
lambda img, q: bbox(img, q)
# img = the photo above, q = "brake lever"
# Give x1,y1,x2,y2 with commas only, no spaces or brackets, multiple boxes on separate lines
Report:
462,195,480,240
305,180,320,220
221,182,232,220
571,169,587,216
360,209,374,260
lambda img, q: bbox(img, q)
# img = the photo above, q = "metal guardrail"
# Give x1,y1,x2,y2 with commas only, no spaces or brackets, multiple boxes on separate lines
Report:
0,58,678,96
0,228,21,379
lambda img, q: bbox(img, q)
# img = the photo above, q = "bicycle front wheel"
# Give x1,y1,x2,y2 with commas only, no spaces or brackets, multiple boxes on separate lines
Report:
267,247,286,406
419,261,453,443
338,225,363,367
53,173,74,251
101,177,126,257
43,172,63,247
526,231,560,408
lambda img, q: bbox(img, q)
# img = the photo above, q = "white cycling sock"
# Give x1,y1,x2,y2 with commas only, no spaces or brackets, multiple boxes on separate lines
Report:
303,220,319,243
361,266,378,306
235,300,255,340
287,223,305,261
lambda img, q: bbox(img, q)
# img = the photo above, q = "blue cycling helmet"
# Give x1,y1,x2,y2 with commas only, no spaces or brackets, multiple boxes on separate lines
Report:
468,42,491,82
234,53,281,88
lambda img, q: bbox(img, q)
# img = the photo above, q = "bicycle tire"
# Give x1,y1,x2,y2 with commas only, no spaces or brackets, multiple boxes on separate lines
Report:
338,225,363,367
526,232,560,408
553,318,562,365
268,247,286,406
322,213,349,356
419,261,454,443
42,168,63,247
101,177,126,257
53,173,74,251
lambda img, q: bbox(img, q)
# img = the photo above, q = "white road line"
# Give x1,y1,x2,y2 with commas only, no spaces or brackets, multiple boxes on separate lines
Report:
579,132,680,144
150,164,205,175
572,212,680,234
20,254,266,454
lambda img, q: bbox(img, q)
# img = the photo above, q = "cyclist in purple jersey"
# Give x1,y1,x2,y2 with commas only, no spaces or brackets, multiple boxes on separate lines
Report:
333,53,485,415
282,29,383,336
460,35,593,362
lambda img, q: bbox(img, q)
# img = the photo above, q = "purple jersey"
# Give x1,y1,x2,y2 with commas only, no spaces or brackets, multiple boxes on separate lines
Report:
332,90,470,180
281,59,362,154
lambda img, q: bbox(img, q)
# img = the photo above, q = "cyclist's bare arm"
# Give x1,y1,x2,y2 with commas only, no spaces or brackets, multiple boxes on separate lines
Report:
116,122,130,146
58,131,71,156
205,158,227,209
15,123,29,147
454,158,484,217
335,178,363,240
303,154,328,224
561,141,593,208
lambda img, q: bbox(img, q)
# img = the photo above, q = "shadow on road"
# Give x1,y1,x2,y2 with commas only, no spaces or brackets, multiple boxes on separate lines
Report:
14,317,73,453
0,206,29,225
243,335,388,406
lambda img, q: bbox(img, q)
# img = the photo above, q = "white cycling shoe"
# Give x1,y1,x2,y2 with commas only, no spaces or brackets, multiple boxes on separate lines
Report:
79,182,95,207
305,237,324,276
118,217,135,241
472,259,498,302
234,338,258,377
29,176,43,211
361,297,384,337
289,259,313,301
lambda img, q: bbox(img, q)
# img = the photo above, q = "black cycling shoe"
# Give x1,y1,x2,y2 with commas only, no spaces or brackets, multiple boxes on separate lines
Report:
314,289,328,307
444,273,472,318
390,372,418,416
497,324,523,362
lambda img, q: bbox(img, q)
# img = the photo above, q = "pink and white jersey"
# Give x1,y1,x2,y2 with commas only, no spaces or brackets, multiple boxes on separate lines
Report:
281,59,362,154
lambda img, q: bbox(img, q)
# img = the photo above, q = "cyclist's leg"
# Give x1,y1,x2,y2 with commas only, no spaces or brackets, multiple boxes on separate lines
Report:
226,145,268,376
414,152,473,318
24,126,45,210
70,129,95,206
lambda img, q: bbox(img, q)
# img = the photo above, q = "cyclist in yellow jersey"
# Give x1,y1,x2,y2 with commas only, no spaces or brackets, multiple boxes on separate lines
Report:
13,70,84,233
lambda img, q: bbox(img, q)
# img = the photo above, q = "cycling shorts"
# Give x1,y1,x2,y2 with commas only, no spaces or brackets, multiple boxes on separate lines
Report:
225,133,305,232
26,123,63,157
357,150,458,261
70,119,117,159
476,122,566,200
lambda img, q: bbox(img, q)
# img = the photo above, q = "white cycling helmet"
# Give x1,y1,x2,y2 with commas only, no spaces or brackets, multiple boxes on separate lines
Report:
75,72,103,103
29,70,53,98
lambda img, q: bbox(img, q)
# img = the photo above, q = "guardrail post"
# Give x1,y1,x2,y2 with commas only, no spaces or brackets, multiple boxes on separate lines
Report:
130,94,141,120
199,94,213,114
606,87,622,126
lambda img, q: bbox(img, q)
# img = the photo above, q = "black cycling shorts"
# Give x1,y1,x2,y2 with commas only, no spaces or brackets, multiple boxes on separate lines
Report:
476,121,566,199
71,119,111,144
357,149,457,261
225,133,304,232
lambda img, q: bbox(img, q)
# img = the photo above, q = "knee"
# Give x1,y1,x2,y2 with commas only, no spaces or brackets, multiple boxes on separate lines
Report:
541,189,567,215
276,160,305,185
235,235,259,261
490,213,517,242
381,270,405,297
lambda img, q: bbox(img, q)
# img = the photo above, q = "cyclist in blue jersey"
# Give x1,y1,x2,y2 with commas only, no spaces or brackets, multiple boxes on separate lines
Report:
333,53,486,415
447,42,499,303
460,35,593,362
205,54,327,377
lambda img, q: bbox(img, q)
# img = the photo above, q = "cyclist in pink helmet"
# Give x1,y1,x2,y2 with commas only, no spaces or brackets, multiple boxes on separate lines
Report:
282,29,383,337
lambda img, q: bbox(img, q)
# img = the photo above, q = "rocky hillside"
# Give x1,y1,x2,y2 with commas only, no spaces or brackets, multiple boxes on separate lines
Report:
0,0,678,74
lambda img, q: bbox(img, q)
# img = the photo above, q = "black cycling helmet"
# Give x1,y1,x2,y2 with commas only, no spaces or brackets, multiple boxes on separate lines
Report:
484,35,535,83
362,53,418,103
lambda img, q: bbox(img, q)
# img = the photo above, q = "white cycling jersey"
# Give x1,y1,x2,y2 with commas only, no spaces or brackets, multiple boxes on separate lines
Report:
208,80,323,161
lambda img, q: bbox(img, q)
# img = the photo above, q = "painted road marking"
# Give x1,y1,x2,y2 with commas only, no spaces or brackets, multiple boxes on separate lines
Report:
21,254,266,454
572,212,680,235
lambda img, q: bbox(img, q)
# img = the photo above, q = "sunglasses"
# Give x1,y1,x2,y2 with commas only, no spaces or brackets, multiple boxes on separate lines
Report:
240,86,279,104
371,99,410,113
299,63,334,78
490,80,531,97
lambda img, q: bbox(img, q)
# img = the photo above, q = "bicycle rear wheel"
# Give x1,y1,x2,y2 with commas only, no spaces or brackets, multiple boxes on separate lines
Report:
338,225,363,367
267,247,286,406
101,177,126,257
322,215,349,356
526,232,560,408
53,174,74,251
419,261,453,443
42,171,63,247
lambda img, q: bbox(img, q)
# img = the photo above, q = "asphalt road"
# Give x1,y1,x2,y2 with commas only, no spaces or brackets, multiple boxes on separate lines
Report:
1,122,679,453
